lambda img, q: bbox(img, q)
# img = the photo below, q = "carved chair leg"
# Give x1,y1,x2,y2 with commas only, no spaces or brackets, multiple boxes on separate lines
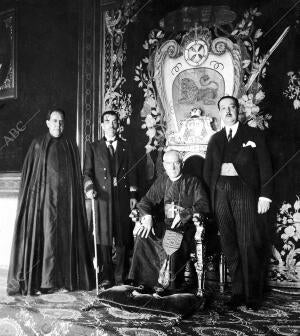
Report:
193,218,205,297
219,253,226,293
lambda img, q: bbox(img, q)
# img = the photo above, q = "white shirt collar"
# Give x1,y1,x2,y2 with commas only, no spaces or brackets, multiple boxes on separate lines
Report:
225,122,239,138
105,136,117,143
169,174,182,182
105,137,117,150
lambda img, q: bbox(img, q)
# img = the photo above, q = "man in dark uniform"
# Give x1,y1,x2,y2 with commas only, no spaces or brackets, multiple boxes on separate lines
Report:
7,109,94,295
203,96,273,310
84,110,137,289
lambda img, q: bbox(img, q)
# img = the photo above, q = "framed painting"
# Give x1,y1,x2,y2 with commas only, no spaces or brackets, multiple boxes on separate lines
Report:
0,8,17,100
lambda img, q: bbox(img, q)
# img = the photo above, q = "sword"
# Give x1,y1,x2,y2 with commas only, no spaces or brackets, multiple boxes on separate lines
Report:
91,197,99,295
244,26,290,92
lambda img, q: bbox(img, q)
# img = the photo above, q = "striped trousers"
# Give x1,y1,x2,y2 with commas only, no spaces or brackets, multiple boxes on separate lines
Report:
215,176,269,304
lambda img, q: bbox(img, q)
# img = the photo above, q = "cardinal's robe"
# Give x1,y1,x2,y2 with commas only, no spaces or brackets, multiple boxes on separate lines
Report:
128,173,209,290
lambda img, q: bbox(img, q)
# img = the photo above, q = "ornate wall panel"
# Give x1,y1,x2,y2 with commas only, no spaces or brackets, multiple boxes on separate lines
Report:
77,0,137,164
77,0,103,166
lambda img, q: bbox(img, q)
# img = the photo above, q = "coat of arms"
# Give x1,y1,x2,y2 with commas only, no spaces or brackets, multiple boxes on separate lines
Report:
154,25,242,157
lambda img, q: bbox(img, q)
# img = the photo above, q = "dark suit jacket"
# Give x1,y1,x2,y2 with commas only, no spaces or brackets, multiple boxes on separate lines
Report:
203,123,273,212
83,138,137,245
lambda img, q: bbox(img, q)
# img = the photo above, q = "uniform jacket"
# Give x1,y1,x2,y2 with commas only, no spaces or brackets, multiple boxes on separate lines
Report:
83,138,137,245
203,123,273,212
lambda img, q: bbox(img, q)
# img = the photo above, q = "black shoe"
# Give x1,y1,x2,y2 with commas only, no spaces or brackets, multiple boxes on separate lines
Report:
115,281,124,286
135,284,154,294
32,290,42,296
246,301,261,311
153,285,171,297
225,294,244,310
98,280,113,290
41,288,56,294
114,276,125,286
124,279,135,286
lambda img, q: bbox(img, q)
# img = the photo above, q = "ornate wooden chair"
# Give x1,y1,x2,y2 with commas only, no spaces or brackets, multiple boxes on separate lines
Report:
130,209,207,297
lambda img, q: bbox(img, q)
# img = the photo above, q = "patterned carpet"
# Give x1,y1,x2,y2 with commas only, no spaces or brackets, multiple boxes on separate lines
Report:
0,268,300,336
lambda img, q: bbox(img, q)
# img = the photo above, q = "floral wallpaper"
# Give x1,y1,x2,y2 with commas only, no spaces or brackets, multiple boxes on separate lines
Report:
270,197,300,285
103,0,139,132
283,71,300,110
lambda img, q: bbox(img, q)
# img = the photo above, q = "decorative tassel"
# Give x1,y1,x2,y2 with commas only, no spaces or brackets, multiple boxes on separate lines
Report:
158,256,170,287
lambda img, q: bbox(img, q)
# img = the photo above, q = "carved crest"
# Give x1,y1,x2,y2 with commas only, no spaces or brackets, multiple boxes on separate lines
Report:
154,26,243,157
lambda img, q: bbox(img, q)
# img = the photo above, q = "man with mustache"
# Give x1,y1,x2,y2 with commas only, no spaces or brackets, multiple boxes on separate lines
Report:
203,96,273,310
7,109,94,295
84,110,137,289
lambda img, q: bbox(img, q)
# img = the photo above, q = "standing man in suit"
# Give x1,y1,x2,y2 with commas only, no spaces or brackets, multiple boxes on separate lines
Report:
84,110,137,289
204,96,273,310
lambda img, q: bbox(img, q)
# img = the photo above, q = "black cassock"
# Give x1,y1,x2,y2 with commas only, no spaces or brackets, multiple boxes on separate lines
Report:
7,133,94,295
128,173,209,289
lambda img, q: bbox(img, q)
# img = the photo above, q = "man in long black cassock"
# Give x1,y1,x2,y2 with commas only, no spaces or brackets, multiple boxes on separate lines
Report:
7,109,94,296
128,150,209,293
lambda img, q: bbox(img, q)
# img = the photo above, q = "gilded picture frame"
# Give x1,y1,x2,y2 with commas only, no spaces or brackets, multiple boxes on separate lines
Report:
0,9,17,100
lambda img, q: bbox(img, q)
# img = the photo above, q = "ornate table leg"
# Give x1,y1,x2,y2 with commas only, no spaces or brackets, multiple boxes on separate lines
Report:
192,214,205,297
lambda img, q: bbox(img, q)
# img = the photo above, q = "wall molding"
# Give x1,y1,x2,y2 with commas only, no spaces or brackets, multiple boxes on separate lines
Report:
76,0,135,166
0,172,21,196
77,0,104,166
